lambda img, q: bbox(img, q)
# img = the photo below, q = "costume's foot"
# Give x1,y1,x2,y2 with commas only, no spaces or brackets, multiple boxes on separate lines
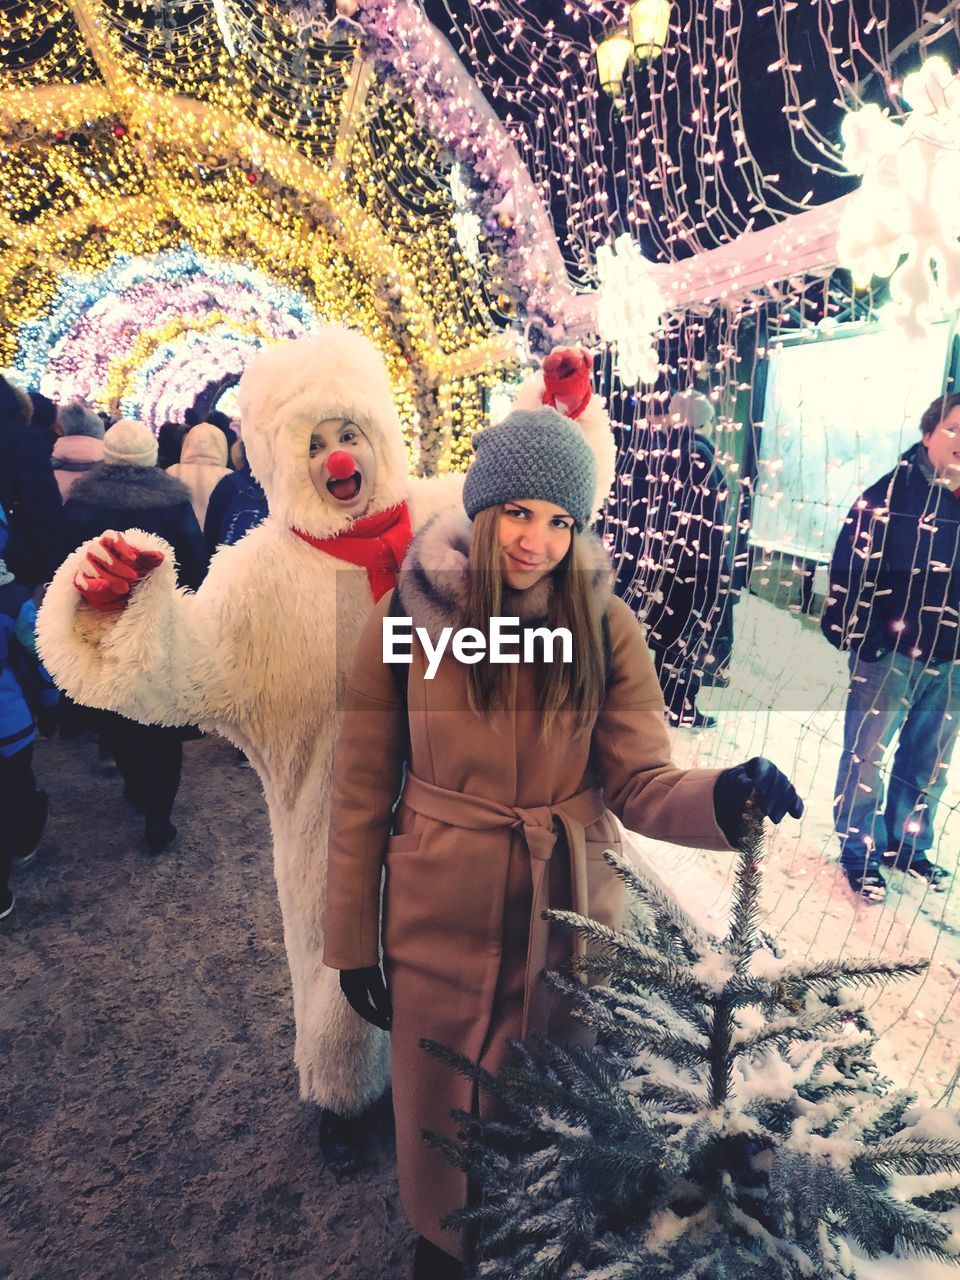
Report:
845,867,887,902
12,791,49,867
881,850,949,891
412,1235,462,1280
667,708,717,730
123,783,145,813
145,819,177,856
318,1108,364,1174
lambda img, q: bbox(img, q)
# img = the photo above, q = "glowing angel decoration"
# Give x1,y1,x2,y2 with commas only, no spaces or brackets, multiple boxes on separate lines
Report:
838,56,960,341
595,233,664,385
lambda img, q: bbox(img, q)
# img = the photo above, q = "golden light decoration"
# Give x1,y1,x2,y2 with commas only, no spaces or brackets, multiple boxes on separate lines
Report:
0,0,522,472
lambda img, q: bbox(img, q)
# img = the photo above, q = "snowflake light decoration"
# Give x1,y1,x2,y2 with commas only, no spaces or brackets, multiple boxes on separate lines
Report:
838,56,960,341
595,233,664,386
449,164,483,270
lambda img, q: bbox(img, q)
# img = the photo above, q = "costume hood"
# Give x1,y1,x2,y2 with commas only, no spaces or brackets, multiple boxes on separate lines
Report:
237,327,410,539
179,423,229,468
509,368,616,520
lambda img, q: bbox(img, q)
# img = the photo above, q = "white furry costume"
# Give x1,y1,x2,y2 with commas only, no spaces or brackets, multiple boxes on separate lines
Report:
37,328,614,1113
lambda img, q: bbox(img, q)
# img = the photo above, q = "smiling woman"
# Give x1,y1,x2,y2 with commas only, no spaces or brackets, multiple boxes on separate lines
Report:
324,405,803,1276
307,418,379,514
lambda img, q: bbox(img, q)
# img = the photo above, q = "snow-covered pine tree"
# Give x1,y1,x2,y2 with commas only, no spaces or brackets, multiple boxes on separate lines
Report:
424,817,960,1279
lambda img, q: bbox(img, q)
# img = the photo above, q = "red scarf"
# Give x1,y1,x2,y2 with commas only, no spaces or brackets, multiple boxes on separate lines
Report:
292,502,413,602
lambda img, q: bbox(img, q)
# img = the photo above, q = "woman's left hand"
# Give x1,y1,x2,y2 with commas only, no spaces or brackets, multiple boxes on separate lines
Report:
714,756,804,845
339,965,392,1031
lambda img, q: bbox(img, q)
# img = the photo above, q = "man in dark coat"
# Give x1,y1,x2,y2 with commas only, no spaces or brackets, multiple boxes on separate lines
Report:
614,389,734,729
202,452,268,557
61,418,208,854
822,392,960,900
0,377,64,589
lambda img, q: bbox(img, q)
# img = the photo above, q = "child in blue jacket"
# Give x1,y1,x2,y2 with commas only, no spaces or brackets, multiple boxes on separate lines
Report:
0,505,57,919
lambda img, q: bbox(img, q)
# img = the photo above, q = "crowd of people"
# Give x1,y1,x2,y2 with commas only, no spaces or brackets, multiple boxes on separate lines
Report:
1,338,958,1273
0,378,268,918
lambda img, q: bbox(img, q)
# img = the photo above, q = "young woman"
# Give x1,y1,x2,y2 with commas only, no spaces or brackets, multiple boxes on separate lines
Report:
324,407,802,1279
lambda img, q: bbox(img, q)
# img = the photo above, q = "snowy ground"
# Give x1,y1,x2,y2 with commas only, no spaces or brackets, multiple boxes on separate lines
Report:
5,602,960,1276
2,735,409,1280
626,590,960,1107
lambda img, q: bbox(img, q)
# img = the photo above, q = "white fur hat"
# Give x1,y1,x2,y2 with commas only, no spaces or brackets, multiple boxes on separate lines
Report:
103,418,158,468
237,327,409,538
669,389,715,430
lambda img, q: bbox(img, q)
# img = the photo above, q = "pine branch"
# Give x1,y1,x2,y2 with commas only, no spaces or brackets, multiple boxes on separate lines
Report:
602,849,714,962
725,813,765,974
547,909,716,1003
853,1136,960,1178
732,1006,849,1058
627,1075,708,1114
423,1127,479,1176
772,956,929,991
567,955,712,1027
420,1037,513,1108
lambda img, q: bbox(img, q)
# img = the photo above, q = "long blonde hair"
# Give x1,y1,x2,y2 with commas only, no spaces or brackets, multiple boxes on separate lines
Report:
465,506,606,735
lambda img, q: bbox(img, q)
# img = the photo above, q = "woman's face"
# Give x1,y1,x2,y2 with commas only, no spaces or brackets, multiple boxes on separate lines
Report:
497,498,574,590
308,417,377,513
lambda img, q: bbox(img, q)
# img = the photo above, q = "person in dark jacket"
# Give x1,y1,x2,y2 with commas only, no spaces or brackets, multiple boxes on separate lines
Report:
62,418,208,854
202,440,268,557
51,402,106,499
0,505,57,921
0,377,64,589
28,391,58,454
821,392,960,900
614,389,734,729
156,421,187,470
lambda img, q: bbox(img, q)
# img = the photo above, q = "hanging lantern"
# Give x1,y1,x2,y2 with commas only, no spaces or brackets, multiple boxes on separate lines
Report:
595,29,633,100
629,0,671,62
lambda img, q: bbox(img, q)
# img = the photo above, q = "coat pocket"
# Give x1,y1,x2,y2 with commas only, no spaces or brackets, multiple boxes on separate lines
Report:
386,832,423,854
584,841,625,933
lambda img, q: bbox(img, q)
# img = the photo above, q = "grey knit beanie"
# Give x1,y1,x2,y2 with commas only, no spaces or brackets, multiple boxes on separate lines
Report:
59,401,105,439
462,407,596,530
103,418,158,468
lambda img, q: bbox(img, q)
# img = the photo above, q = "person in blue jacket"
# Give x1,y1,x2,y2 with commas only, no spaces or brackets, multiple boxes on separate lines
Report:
822,392,960,900
0,505,58,921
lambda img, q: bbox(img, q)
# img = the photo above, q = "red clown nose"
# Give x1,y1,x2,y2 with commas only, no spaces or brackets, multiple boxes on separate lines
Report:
327,450,356,479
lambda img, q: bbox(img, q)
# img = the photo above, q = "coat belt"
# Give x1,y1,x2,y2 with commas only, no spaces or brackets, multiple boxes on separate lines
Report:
399,772,607,1037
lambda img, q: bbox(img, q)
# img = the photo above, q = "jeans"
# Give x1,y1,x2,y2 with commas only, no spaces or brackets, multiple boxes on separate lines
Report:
835,650,960,872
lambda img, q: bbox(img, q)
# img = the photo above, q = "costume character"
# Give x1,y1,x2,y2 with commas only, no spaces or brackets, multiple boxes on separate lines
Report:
37,328,616,1130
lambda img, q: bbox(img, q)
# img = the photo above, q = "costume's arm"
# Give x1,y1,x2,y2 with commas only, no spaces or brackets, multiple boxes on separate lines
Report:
508,347,616,520
592,598,735,851
324,592,408,971
36,528,224,728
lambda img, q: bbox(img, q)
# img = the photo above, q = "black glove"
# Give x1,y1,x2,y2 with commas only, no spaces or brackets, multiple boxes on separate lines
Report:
714,756,804,846
339,965,392,1031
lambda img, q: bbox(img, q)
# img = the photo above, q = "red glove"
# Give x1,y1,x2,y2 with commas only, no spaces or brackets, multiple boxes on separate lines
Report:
74,532,165,613
542,347,594,420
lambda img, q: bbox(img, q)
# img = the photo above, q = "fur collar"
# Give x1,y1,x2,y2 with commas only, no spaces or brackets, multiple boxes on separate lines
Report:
395,507,613,643
68,464,193,512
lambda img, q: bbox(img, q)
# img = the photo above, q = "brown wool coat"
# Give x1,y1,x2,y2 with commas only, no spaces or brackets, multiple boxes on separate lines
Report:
324,528,735,1258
